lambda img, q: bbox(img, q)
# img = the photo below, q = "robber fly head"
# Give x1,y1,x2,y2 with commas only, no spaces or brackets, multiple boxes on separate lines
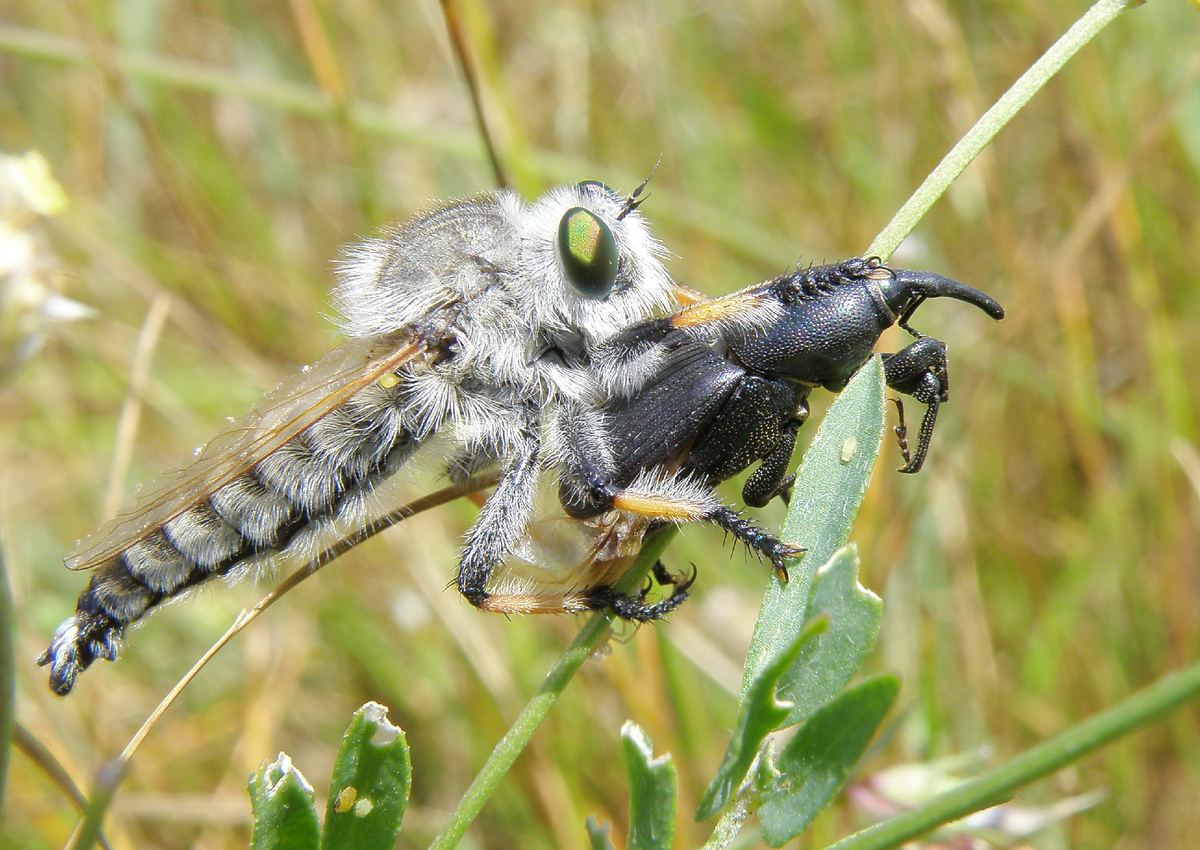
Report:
335,181,674,346
517,180,675,343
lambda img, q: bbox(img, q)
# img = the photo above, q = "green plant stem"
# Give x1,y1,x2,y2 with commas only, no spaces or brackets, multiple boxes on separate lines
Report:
866,0,1137,260
828,660,1200,850
0,522,13,812
67,759,126,850
701,782,754,850
427,527,677,850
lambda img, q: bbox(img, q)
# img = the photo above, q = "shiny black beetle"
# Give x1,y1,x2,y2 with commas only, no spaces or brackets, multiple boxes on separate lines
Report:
553,256,1004,615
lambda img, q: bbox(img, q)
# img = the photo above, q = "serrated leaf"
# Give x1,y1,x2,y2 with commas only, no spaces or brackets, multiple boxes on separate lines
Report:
743,358,886,694
776,546,883,729
249,753,320,850
621,722,677,850
585,815,617,850
758,674,900,846
320,702,411,850
695,617,826,821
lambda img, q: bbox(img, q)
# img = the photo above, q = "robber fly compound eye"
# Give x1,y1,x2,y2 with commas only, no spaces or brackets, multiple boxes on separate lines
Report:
557,207,619,298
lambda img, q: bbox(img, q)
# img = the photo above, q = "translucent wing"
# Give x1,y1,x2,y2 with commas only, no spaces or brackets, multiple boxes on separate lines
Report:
66,332,426,570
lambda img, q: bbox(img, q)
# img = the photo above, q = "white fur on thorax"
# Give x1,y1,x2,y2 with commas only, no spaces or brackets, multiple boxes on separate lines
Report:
332,182,680,460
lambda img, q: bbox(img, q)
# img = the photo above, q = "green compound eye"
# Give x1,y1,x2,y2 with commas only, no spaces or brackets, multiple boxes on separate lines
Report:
557,207,619,298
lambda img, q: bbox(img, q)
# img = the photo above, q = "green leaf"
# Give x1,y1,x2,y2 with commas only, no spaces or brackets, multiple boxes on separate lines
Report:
743,357,886,696
621,722,677,850
320,702,412,850
758,675,900,847
777,546,883,729
695,617,827,821
585,815,617,850
249,753,320,850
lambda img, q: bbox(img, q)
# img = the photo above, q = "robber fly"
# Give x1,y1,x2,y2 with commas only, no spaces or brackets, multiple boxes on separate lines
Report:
39,179,694,695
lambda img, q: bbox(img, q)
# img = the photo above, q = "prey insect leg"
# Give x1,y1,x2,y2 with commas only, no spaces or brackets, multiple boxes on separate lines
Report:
579,563,695,622
566,469,803,583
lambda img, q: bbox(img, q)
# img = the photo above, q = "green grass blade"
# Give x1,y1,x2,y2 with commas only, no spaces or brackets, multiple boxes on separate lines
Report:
742,357,886,695
827,660,1200,850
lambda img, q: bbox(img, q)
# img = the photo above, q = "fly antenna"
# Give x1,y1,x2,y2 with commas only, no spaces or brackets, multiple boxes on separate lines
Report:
619,155,662,220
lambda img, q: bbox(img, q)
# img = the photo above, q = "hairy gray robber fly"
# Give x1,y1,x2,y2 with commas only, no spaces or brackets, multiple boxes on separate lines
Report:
39,179,702,696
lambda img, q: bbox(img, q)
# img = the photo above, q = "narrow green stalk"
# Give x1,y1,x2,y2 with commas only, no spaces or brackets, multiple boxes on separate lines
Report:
427,527,677,850
67,759,126,850
866,0,1137,260
828,660,1200,850
701,781,754,850
0,523,13,812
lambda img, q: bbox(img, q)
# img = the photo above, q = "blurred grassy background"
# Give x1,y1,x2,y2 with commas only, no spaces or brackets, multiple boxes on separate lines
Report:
2,1,1199,847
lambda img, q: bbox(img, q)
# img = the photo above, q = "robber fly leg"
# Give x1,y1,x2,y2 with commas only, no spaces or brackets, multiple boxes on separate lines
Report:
455,429,542,611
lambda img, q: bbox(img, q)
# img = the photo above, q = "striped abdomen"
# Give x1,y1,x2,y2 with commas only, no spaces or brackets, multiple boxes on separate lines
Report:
40,380,413,696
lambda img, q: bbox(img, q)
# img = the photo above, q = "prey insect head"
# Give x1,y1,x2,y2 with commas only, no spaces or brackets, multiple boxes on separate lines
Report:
866,261,1004,473
869,260,1006,336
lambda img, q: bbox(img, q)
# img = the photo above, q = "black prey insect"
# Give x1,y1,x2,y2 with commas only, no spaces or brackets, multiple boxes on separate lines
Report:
550,256,1005,617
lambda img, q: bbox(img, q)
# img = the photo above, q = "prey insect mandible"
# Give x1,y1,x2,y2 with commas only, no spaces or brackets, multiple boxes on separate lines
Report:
551,257,1005,611
39,179,686,695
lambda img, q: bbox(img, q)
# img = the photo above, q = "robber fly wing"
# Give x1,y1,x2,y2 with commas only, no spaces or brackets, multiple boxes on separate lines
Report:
65,332,427,570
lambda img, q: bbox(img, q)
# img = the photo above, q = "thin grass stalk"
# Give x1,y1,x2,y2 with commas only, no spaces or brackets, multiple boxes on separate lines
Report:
828,660,1200,850
867,0,1138,261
